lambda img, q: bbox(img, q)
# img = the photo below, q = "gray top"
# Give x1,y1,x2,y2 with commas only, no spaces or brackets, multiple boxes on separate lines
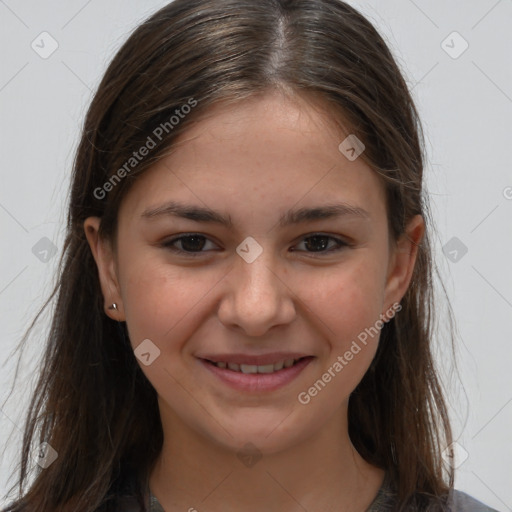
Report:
363,472,499,511
119,472,499,511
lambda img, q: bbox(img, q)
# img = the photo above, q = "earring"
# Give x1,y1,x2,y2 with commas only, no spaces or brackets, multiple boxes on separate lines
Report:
108,303,118,311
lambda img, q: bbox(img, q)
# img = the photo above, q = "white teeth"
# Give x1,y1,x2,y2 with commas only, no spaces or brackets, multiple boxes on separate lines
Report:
240,364,258,374
273,360,284,371
257,364,276,374
214,358,301,373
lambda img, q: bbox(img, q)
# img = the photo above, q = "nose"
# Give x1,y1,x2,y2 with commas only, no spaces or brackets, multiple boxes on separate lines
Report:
217,248,296,337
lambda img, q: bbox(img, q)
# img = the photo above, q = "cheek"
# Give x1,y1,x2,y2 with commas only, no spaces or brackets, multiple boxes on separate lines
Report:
118,255,204,351
301,257,386,344
119,260,216,403
296,256,386,398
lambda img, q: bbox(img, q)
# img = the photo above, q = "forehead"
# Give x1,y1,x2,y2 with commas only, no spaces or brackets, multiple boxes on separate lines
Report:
118,92,386,226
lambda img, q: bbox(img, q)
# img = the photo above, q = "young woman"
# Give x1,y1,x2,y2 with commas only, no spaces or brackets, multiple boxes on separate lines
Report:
1,1,499,511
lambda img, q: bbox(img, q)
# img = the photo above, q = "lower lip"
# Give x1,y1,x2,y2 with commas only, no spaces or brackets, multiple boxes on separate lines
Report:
199,357,314,392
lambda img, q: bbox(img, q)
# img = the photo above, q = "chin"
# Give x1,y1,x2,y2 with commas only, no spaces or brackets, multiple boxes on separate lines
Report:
201,411,319,457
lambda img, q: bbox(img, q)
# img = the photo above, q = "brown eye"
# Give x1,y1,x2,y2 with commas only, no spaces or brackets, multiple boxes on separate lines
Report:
162,234,218,256
292,234,348,254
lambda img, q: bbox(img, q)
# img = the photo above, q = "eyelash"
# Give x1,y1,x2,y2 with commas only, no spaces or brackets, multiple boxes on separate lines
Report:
161,233,350,257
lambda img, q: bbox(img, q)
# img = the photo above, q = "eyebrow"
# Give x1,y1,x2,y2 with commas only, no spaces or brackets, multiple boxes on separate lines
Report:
140,200,370,228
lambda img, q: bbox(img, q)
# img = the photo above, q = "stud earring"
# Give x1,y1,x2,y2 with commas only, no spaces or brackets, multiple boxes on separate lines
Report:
108,303,118,311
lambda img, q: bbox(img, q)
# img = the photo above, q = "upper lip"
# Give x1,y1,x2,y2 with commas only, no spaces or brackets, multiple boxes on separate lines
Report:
198,352,312,366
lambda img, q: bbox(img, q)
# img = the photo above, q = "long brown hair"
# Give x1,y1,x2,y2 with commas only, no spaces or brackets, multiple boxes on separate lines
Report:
2,1,455,510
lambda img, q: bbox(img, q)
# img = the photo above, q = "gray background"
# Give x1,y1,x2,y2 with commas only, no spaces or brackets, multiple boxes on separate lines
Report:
0,1,511,510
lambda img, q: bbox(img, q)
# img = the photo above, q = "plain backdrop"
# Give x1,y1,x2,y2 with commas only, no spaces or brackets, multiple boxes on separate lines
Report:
1,1,511,510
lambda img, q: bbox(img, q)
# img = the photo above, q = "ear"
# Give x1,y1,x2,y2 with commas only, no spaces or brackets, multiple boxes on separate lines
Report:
83,217,126,321
382,214,425,314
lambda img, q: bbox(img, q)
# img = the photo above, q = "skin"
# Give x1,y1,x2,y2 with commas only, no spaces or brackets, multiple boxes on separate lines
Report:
85,90,424,512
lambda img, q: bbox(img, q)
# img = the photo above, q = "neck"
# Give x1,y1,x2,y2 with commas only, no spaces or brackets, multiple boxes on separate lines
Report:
148,401,385,512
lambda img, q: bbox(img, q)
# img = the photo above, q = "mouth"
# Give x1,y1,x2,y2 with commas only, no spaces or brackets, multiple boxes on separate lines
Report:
203,357,309,374
198,355,315,392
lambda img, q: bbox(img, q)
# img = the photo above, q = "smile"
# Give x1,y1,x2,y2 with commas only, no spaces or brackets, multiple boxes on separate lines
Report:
199,356,315,392
207,358,303,374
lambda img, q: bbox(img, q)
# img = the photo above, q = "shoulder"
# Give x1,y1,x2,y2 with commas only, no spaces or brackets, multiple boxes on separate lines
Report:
366,480,499,512
448,489,499,512
115,486,498,512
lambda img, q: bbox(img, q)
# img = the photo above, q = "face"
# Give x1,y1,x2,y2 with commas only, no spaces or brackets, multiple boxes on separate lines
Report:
85,91,423,455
